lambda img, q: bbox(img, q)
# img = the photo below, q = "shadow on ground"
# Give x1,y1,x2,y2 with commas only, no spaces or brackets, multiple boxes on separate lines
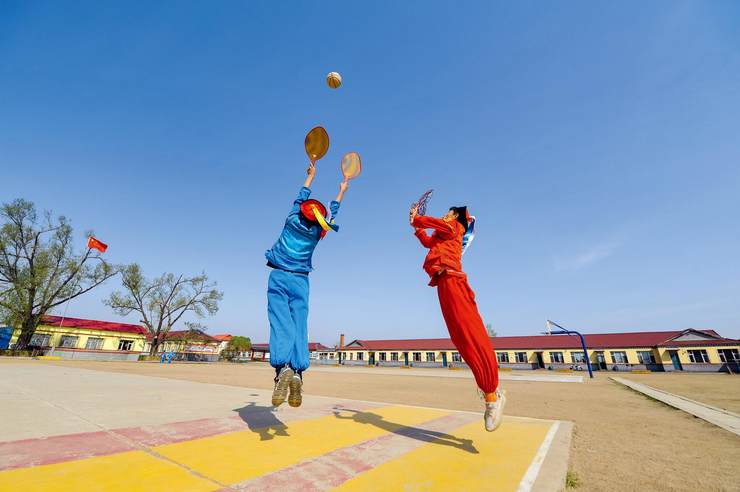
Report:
333,408,479,454
233,402,289,441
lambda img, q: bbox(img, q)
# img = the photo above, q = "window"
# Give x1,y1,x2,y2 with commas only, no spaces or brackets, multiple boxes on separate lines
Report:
452,352,462,362
85,338,104,350
515,352,528,363
29,333,51,347
611,351,628,364
718,349,739,363
426,352,435,362
497,352,509,363
59,335,78,348
571,352,586,363
357,352,364,361
413,352,422,362
549,352,564,363
637,351,656,365
687,349,709,364
379,352,387,361
329,353,334,359
391,352,399,361
118,339,133,351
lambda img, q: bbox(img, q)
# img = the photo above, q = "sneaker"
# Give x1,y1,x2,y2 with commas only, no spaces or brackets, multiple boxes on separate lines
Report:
288,374,303,407
272,367,294,407
484,390,506,432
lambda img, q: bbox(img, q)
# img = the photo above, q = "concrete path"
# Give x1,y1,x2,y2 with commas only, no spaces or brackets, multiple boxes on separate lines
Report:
610,376,740,436
0,363,571,491
312,365,584,383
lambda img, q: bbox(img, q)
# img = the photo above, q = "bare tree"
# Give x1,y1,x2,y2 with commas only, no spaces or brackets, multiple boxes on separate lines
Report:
104,264,223,355
485,323,497,338
0,199,118,349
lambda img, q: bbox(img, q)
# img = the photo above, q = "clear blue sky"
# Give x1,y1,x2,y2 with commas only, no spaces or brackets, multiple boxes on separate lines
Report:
2,1,739,343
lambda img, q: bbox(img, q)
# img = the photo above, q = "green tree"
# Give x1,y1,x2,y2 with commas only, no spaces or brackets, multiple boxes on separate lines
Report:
104,264,223,355
222,335,251,361
0,199,118,349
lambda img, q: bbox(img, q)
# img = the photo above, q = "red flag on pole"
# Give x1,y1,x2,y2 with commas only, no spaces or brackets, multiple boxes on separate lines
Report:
87,236,108,253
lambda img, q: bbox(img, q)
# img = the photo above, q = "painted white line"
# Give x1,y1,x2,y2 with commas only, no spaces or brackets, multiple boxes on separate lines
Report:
516,421,561,492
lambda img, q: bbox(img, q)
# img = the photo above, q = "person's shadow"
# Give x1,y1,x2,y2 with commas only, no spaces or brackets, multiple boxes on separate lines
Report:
233,402,289,441
333,408,478,454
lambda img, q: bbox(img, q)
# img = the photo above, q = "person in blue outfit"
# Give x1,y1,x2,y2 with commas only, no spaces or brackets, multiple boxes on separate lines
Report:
265,161,348,408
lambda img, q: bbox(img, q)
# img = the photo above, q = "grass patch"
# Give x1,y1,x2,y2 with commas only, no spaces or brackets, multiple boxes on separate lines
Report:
566,470,581,489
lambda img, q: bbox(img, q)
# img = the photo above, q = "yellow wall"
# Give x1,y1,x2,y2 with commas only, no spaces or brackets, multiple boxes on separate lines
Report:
337,344,739,367
9,325,147,352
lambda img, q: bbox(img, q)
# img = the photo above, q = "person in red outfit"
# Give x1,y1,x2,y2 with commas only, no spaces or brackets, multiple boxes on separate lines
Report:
410,204,506,432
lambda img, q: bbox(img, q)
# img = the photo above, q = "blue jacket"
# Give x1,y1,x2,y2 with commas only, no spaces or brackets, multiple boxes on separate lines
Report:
265,187,340,273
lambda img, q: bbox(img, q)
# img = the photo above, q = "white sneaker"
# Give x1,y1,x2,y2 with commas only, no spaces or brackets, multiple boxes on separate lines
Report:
272,367,294,407
288,374,303,407
484,390,506,432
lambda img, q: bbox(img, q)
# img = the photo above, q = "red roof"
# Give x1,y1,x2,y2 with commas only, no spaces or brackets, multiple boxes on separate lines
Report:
41,316,147,336
340,330,737,351
212,334,232,342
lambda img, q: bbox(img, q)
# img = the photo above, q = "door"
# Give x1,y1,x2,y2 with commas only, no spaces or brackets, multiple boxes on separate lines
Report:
403,352,409,366
596,352,607,370
535,352,545,368
442,352,448,367
670,351,683,370
369,352,375,365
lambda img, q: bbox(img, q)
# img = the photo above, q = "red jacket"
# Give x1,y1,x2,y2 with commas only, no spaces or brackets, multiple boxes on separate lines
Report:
413,215,465,279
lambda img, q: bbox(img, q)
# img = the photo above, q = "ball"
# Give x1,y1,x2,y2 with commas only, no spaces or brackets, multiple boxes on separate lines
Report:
326,71,342,89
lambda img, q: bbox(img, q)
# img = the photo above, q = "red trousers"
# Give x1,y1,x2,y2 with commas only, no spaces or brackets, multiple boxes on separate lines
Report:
435,272,499,394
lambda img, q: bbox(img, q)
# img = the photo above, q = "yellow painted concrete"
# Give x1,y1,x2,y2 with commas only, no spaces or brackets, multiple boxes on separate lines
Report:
336,418,552,492
0,450,217,492
154,405,449,485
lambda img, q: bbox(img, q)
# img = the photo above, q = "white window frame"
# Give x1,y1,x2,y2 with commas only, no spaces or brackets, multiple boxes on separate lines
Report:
549,351,564,364
497,352,509,363
379,352,387,361
636,351,656,365
718,349,739,363
391,352,399,361
611,351,628,364
85,337,104,350
515,352,527,363
571,352,586,363
59,335,79,348
425,352,435,362
357,352,364,361
118,339,134,351
452,352,462,362
687,349,709,364
29,333,51,347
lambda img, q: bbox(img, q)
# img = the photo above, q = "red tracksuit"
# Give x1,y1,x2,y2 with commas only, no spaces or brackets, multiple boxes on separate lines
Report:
413,215,499,395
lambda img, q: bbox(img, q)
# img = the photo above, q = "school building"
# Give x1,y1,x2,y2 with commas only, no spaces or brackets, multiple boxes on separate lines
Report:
1,316,229,361
333,329,740,373
2,316,148,361
248,342,334,363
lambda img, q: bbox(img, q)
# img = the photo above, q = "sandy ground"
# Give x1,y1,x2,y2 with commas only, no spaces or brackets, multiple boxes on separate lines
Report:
619,372,740,414
9,359,740,492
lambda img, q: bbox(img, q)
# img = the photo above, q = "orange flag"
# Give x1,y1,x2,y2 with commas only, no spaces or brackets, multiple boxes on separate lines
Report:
87,236,108,253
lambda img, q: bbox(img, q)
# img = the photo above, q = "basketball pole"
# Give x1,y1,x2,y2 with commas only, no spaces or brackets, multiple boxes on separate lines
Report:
545,320,594,379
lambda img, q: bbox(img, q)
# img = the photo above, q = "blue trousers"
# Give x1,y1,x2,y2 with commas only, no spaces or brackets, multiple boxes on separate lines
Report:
267,269,310,372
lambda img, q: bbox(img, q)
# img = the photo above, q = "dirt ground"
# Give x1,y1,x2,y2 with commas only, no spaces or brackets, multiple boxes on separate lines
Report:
13,360,740,491
619,372,740,414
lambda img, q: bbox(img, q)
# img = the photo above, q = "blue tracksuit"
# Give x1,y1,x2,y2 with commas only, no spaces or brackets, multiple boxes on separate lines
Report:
265,187,339,372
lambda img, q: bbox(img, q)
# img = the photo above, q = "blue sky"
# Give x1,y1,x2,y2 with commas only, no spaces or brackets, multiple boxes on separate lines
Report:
1,1,738,343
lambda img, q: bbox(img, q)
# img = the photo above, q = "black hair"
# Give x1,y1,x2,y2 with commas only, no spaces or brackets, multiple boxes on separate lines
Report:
449,206,468,229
